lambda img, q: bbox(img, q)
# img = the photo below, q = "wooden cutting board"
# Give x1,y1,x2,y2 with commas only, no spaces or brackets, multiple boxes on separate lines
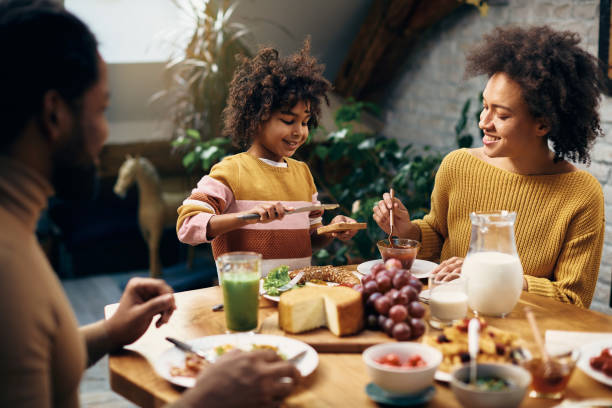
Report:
259,312,393,352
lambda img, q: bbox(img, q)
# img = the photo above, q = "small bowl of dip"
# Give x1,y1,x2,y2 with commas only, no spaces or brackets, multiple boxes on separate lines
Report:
376,238,420,270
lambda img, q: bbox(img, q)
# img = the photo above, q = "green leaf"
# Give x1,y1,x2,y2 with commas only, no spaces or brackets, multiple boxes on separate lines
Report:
357,138,375,150
186,129,201,140
315,145,329,160
201,145,219,160
182,151,196,168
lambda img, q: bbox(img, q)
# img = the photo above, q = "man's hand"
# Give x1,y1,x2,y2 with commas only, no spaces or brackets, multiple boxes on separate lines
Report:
104,277,176,349
179,350,301,408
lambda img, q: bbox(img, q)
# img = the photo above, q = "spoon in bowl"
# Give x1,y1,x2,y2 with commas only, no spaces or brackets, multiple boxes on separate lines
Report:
525,307,554,375
388,188,396,248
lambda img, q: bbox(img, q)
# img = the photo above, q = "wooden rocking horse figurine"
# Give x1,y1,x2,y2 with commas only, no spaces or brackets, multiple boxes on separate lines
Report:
113,155,189,278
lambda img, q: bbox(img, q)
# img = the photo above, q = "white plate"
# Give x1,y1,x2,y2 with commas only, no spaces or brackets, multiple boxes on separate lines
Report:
357,259,438,279
577,339,612,387
154,334,319,388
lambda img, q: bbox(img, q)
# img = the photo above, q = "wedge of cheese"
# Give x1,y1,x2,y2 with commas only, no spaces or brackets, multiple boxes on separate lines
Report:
278,286,363,336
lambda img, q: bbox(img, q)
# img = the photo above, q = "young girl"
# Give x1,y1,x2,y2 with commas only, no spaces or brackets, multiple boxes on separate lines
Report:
176,40,357,275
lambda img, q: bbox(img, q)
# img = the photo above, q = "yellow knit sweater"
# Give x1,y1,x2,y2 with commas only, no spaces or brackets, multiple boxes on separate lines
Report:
413,149,604,308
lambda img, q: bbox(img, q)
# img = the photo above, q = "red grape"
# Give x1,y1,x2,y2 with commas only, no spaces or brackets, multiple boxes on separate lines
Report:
409,318,426,338
408,277,423,292
392,322,412,341
392,270,410,289
375,274,392,292
366,292,383,308
389,290,402,305
352,284,363,296
389,304,408,323
399,285,418,303
408,301,425,318
374,296,392,315
377,314,387,329
385,258,402,270
362,273,374,284
371,263,386,275
383,317,395,335
396,291,410,306
383,268,397,281
363,280,378,296
385,288,399,300
366,314,378,329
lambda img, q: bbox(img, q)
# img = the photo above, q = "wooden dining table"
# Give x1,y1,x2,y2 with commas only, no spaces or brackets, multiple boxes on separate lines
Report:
106,270,612,407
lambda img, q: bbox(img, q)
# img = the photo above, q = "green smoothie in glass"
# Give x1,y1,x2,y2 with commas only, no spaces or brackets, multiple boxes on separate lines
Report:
222,270,260,331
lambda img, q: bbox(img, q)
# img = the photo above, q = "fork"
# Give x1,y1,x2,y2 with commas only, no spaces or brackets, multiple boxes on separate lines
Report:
273,271,304,293
287,349,307,365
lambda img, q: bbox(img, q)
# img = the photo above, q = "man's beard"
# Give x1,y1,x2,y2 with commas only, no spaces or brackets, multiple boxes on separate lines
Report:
51,120,100,202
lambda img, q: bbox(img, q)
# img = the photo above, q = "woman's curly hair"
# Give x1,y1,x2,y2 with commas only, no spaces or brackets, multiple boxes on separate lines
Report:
465,25,605,164
223,39,332,149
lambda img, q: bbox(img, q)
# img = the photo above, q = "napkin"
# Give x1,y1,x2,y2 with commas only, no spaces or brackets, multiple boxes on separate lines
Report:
545,330,612,356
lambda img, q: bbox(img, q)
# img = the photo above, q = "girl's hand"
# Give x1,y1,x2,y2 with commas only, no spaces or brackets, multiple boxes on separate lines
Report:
431,257,464,282
372,192,412,236
329,215,358,240
239,202,293,224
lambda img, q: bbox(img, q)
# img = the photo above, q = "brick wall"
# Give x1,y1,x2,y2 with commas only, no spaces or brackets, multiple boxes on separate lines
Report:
381,0,612,313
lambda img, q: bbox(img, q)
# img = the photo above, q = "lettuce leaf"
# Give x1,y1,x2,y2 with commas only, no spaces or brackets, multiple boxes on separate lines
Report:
262,265,291,296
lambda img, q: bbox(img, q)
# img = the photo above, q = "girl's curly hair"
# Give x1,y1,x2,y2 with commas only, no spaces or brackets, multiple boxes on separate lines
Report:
465,25,605,164
223,39,332,149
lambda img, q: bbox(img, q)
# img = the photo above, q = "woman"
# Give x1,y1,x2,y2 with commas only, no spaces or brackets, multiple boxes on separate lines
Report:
373,26,605,308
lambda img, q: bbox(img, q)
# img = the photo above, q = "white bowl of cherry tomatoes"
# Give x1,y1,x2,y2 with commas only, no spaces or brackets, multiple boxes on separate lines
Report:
362,342,442,396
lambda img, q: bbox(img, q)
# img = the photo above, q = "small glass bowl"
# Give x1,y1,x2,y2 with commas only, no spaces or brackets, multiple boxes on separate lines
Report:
520,351,579,399
376,238,420,270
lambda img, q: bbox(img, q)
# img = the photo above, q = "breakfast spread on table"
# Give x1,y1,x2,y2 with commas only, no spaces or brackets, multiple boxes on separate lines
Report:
424,317,526,373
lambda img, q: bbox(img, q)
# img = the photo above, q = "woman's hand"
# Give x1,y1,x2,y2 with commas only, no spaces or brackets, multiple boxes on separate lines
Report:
329,215,358,240
104,278,176,349
372,192,412,236
431,257,464,282
180,349,300,408
239,202,293,224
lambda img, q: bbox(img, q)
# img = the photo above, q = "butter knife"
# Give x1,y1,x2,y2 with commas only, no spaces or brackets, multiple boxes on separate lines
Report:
237,203,339,220
166,337,209,361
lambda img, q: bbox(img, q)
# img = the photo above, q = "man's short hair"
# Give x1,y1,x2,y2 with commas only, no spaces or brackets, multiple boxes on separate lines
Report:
0,0,99,152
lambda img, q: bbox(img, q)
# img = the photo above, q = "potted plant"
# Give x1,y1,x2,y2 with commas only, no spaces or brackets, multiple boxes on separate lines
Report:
151,0,251,173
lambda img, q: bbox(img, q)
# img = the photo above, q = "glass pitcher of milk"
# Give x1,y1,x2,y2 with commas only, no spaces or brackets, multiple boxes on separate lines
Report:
462,211,523,317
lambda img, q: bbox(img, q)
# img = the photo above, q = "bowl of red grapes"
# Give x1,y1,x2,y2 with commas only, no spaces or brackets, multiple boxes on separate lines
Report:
353,258,426,340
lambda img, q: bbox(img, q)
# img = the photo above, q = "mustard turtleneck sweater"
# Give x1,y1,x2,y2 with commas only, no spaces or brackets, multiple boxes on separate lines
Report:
413,149,604,308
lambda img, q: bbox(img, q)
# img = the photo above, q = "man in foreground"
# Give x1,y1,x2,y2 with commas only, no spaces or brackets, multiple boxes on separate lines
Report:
0,1,298,406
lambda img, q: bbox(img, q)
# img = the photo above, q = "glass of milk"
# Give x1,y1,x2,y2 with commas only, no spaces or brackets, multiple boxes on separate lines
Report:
428,275,468,329
462,211,524,317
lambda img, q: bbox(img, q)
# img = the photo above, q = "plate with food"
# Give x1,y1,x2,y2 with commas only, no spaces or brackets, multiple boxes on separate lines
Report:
423,318,529,382
357,259,437,280
577,339,612,387
155,334,319,388
261,265,361,302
